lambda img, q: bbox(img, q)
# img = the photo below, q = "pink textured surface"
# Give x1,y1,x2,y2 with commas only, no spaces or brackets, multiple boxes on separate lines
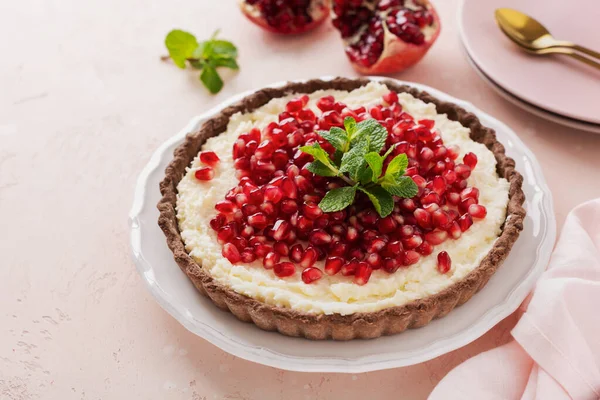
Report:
1,0,600,399
461,0,600,124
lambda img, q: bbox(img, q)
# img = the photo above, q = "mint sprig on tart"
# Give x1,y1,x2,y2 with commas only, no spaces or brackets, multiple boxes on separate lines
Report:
300,117,418,217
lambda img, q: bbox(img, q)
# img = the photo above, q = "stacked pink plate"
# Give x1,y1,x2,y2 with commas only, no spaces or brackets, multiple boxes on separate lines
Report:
459,0,600,133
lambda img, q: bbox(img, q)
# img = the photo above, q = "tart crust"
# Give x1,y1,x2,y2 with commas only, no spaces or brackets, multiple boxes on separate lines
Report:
157,77,526,340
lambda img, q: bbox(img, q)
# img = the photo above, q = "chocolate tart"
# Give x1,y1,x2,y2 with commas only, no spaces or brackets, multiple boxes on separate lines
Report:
157,77,526,340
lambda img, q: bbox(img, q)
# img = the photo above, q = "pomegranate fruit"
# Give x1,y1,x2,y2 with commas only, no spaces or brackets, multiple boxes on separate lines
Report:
239,0,330,35
331,0,441,74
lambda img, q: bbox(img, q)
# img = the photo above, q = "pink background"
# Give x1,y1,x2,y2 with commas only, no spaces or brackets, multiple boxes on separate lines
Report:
1,0,600,399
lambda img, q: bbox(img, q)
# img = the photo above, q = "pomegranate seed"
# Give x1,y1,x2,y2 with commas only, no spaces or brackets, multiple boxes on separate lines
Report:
448,221,462,239
302,201,323,220
432,210,451,229
355,263,372,285
416,241,433,256
386,240,403,254
459,197,477,214
446,191,461,205
432,176,446,195
419,147,434,161
366,253,382,269
293,175,312,193
194,167,214,181
325,256,344,275
286,97,305,113
419,119,435,129
403,250,420,266
400,225,415,238
400,198,417,212
260,202,277,217
458,213,474,232
447,145,460,160
245,140,258,156
281,177,298,199
240,225,254,238
210,214,226,230
461,187,479,201
300,246,318,268
437,251,452,273
302,267,323,284
309,229,332,246
341,260,359,276
254,243,272,257
199,151,220,166
329,241,348,256
222,243,240,263
217,225,235,244
272,220,290,241
423,203,439,213
272,149,289,168
383,257,401,273
240,250,256,263
273,241,289,256
247,212,268,229
443,170,457,184
264,185,283,203
463,152,478,169
414,208,431,229
421,191,441,205
255,140,275,160
468,204,487,219
316,96,335,112
290,244,304,263
383,91,398,105
241,204,259,217
274,262,295,278
233,139,246,159
368,238,387,253
230,236,248,251
412,175,427,188
280,199,298,214
349,248,365,260
403,234,423,249
455,164,472,179
378,216,397,233
424,230,448,245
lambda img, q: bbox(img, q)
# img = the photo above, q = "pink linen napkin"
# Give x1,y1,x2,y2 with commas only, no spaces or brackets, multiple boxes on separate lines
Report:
430,198,600,400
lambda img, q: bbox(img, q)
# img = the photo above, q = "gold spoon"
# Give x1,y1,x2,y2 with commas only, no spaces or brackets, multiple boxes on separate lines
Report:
495,8,600,70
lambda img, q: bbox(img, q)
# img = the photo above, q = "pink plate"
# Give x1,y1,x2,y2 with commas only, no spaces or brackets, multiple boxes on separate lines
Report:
459,0,600,124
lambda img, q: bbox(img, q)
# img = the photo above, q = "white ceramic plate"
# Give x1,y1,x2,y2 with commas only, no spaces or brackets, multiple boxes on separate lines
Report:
129,77,556,373
464,51,600,134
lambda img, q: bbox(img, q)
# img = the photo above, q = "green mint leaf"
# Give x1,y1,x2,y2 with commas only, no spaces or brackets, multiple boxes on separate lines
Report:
318,127,348,152
358,186,394,217
332,150,343,167
200,65,224,94
364,152,384,182
210,57,239,70
319,186,357,212
299,143,337,171
306,161,338,177
344,117,357,136
165,30,199,68
357,166,374,185
381,175,418,198
385,153,409,177
351,119,388,153
211,40,238,58
339,137,368,180
189,59,204,70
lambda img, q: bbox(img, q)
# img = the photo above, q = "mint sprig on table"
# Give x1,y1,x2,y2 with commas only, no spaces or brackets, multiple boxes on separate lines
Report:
300,117,418,218
163,29,239,94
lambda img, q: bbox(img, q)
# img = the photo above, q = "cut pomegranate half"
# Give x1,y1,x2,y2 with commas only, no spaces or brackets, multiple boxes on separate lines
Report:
239,0,330,35
331,0,441,74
